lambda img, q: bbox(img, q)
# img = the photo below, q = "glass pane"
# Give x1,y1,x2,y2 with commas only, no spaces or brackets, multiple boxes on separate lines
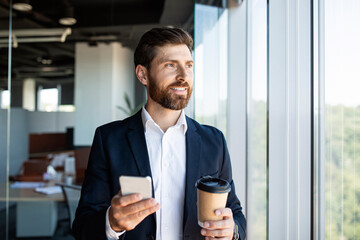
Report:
247,0,268,239
0,2,11,239
324,0,360,239
194,3,228,135
4,3,142,240
2,1,194,239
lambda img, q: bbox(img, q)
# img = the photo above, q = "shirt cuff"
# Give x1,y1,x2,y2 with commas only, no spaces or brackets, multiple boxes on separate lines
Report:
106,206,125,240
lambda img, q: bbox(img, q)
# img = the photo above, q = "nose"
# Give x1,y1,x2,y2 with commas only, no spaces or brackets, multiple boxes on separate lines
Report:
176,65,192,82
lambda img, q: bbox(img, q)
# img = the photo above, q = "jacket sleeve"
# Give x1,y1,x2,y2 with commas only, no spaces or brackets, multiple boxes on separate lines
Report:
72,127,112,240
219,132,247,240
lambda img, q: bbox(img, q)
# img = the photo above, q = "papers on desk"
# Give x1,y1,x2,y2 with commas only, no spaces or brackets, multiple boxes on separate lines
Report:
10,182,62,194
35,186,62,195
11,182,45,188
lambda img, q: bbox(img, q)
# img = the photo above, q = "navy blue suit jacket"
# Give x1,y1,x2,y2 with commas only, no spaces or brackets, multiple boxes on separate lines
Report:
73,110,246,240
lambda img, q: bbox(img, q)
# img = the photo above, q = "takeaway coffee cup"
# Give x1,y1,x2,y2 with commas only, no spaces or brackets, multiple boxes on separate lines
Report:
196,176,231,227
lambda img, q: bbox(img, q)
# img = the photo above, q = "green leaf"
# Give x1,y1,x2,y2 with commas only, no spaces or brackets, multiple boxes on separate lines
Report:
116,105,130,115
131,101,146,115
124,93,132,111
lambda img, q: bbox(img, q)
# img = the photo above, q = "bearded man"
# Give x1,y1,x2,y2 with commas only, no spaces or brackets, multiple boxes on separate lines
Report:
73,27,246,240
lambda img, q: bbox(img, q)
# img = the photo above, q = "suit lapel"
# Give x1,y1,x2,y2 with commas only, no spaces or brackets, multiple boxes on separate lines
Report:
126,110,157,226
126,110,153,178
183,117,201,229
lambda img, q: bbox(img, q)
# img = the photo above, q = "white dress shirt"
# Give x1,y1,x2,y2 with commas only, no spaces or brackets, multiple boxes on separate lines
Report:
106,107,187,240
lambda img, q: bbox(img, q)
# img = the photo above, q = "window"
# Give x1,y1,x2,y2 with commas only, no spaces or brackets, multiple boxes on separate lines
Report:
323,0,360,239
247,0,268,239
1,90,9,109
37,88,59,112
194,3,228,135
58,105,75,112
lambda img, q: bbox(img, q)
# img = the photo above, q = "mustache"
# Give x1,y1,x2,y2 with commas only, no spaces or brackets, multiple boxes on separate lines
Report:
168,82,190,88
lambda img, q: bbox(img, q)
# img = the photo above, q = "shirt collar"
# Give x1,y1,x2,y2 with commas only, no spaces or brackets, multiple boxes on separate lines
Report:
141,106,188,135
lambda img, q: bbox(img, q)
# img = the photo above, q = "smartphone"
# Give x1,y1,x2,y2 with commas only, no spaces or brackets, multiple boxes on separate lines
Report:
119,175,152,199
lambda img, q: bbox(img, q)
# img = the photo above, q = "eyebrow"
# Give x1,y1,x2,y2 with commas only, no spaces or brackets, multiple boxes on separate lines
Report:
160,59,194,64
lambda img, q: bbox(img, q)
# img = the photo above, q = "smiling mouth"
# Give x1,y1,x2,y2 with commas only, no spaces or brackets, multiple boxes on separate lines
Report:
170,87,186,91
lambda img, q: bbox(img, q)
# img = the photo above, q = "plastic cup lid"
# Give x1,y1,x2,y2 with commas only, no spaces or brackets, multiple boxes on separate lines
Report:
195,176,231,194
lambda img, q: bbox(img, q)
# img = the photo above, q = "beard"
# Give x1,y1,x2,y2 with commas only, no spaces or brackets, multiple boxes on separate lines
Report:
148,75,193,110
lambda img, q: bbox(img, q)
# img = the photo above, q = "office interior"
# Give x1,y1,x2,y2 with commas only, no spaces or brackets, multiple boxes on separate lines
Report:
1,0,359,239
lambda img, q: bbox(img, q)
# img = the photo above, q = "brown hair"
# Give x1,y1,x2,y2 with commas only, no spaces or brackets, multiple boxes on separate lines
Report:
134,27,193,70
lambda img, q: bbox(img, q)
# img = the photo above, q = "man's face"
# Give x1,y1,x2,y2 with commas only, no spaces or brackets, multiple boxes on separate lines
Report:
146,44,193,110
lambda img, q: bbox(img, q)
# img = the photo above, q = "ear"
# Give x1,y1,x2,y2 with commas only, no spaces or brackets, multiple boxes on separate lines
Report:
136,65,148,86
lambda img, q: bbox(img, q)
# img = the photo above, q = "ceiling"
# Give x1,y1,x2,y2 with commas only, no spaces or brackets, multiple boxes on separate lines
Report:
0,0,195,89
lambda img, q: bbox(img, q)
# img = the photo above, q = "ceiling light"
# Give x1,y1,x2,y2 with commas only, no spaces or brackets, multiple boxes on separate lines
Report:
41,59,52,65
59,7,77,26
59,17,77,26
36,57,52,65
13,0,32,12
0,28,72,46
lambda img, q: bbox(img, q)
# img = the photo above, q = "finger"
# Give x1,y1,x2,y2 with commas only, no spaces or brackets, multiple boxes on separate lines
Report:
110,203,160,232
112,193,142,207
203,218,233,229
214,208,233,218
201,228,233,237
122,198,158,216
126,203,161,223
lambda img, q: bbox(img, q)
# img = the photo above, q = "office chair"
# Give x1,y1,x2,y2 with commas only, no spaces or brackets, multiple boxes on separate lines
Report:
60,184,81,229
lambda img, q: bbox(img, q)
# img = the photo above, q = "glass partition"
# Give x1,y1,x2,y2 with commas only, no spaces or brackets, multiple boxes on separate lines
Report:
6,11,76,240
2,2,148,239
0,1,12,239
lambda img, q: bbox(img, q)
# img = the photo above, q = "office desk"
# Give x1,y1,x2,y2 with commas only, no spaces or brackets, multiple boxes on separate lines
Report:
0,182,65,237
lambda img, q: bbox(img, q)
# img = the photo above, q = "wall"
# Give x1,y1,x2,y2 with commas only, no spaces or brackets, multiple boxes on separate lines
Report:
0,108,28,211
74,42,135,146
0,108,28,178
112,43,136,121
27,111,74,133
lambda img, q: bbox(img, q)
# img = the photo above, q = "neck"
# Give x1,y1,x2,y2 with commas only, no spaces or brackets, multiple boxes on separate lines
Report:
145,100,182,132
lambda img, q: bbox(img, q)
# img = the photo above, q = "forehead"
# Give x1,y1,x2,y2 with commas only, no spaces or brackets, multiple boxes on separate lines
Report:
153,44,192,62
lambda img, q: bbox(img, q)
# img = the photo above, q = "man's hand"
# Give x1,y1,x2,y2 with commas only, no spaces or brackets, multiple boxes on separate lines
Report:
200,208,235,240
109,192,160,232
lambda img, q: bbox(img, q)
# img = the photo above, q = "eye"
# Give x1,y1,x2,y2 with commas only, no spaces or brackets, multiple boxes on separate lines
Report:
186,63,193,68
165,63,174,67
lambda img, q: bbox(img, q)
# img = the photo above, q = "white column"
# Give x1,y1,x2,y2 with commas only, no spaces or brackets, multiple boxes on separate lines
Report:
22,78,36,111
268,0,312,239
227,0,247,214
74,42,135,146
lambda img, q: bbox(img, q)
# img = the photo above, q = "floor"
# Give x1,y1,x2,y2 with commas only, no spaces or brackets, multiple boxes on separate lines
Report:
0,203,75,240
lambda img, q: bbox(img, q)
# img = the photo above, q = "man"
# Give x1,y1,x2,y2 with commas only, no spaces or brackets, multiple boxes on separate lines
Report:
73,27,246,240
